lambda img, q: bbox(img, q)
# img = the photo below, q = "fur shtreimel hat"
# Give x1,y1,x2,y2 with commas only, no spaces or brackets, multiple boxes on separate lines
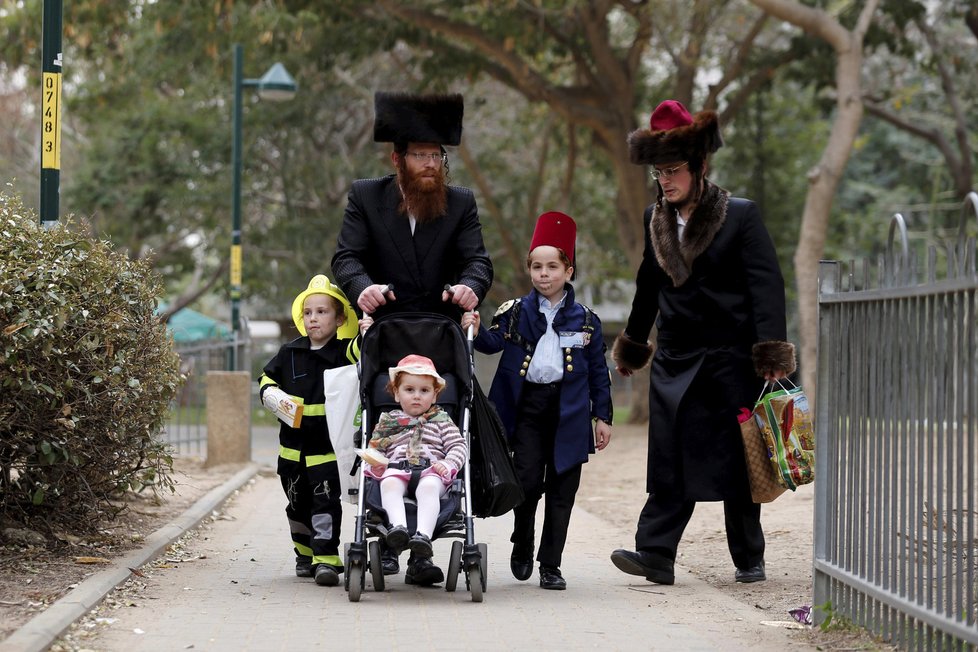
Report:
373,92,464,146
627,100,723,165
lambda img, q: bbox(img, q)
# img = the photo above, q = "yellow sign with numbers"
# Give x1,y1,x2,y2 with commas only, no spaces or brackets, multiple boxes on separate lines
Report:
41,72,62,170
230,244,242,288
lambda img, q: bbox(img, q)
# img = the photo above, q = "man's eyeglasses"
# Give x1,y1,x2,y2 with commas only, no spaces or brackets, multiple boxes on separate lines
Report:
406,152,448,164
650,161,688,180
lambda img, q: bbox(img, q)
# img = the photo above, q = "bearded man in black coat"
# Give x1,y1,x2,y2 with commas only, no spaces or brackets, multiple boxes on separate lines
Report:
331,92,493,587
609,100,796,586
331,92,493,322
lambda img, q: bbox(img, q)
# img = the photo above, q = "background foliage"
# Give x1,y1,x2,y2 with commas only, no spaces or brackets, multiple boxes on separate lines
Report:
0,189,181,534
0,0,975,413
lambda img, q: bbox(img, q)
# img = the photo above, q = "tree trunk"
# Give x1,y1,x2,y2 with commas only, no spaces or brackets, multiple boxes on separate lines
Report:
749,0,879,407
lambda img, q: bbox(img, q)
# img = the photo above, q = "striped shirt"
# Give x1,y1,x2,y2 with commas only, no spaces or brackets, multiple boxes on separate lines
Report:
370,408,467,472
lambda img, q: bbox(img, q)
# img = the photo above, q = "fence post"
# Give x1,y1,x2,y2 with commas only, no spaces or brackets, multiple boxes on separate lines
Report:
205,371,252,467
813,260,840,623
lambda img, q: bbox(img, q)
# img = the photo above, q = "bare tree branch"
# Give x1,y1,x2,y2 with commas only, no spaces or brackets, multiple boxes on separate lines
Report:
158,258,229,322
706,12,769,107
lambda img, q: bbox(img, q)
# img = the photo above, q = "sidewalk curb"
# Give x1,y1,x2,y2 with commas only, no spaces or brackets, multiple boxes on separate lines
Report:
0,463,260,652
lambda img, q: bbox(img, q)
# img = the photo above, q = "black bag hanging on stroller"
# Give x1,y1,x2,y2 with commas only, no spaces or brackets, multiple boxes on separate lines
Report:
469,377,524,517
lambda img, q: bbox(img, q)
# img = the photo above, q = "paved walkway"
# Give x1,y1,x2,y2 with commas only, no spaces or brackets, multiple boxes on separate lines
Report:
80,479,813,649
4,427,815,651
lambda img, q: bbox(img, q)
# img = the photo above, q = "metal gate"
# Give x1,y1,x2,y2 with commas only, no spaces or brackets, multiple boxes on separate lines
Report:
815,193,978,649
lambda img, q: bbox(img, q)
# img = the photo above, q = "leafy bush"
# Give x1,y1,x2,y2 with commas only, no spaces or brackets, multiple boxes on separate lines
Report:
0,189,181,534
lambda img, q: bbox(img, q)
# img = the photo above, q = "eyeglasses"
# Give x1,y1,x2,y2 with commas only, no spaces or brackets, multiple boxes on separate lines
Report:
650,161,688,180
405,152,448,164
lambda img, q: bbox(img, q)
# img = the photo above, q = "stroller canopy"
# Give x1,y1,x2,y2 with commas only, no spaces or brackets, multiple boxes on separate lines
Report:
359,312,474,405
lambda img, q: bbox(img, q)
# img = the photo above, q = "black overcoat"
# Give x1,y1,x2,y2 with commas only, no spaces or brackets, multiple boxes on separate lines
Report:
623,183,787,501
330,175,493,320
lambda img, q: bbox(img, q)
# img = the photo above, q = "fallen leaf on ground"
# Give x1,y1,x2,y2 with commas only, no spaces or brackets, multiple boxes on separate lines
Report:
74,556,111,564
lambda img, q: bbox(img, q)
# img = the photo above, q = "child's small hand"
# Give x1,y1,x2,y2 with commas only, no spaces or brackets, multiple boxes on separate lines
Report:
370,463,387,476
460,311,480,331
359,315,374,333
594,419,612,451
431,461,451,478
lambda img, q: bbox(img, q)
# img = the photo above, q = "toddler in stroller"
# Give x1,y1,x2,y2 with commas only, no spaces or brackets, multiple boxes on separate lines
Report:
364,354,466,584
345,313,488,602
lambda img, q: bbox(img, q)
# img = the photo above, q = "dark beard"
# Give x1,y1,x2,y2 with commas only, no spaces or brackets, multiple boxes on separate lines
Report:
396,161,448,223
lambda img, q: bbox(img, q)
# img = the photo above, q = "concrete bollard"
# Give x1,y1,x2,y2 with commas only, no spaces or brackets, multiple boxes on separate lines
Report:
205,371,252,467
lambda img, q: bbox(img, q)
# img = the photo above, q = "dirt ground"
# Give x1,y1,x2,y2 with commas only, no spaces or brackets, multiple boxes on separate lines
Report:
0,458,240,642
0,426,894,650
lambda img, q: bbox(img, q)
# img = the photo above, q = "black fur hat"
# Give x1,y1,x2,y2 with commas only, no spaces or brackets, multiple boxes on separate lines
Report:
373,92,464,146
628,100,723,165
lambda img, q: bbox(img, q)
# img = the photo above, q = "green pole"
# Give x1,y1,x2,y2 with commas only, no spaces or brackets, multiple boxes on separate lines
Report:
40,0,62,226
230,43,243,370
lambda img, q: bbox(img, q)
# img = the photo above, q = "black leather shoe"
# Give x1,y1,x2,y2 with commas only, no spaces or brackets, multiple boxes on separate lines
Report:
539,566,566,590
381,552,400,576
610,549,675,585
314,564,339,586
295,557,313,578
510,543,534,581
408,532,433,558
405,556,444,586
735,562,766,583
385,525,409,551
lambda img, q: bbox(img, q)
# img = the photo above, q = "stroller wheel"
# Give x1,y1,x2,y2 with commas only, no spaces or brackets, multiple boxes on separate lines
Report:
478,542,488,588
445,540,463,593
348,564,364,602
467,565,484,603
368,540,385,592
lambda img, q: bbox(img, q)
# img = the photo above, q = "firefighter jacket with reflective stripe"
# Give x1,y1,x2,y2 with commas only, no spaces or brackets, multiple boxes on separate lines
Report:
259,335,358,462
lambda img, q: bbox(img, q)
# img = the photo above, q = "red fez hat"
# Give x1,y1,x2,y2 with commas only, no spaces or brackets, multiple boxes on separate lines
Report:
529,211,576,266
627,99,722,166
649,100,693,131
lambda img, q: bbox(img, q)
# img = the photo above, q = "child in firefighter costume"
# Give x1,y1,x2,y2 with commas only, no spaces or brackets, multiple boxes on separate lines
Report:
259,275,360,586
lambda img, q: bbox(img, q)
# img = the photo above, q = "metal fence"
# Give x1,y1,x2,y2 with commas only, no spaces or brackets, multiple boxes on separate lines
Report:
163,331,249,456
815,193,978,649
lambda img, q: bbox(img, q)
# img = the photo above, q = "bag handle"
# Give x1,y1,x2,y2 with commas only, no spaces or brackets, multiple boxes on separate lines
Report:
756,375,798,404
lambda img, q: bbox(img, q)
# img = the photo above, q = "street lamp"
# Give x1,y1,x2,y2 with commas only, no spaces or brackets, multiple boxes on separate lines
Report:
230,43,297,370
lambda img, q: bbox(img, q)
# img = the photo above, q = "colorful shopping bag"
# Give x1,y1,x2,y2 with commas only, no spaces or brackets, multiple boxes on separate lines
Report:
738,408,787,503
752,380,815,490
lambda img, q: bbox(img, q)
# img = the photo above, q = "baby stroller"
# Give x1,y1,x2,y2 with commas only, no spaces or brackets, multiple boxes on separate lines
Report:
344,312,488,602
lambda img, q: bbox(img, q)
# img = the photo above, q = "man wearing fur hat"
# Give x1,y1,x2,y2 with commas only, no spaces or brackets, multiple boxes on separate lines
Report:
609,100,795,586
331,92,493,323
331,91,492,585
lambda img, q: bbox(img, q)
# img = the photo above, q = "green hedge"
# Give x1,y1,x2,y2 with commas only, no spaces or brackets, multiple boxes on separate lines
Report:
0,190,181,535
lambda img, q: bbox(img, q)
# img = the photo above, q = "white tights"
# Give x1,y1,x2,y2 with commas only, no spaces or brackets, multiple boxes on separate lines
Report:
380,474,446,538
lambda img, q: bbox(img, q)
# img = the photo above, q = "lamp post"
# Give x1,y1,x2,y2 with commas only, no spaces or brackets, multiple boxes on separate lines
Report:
230,43,297,370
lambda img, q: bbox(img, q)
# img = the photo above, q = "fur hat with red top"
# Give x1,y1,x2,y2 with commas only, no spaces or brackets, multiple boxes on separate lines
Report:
529,211,577,266
388,354,447,391
627,99,723,166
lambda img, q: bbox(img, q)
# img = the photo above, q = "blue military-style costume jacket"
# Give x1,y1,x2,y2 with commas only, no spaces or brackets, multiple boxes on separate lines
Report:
473,284,613,474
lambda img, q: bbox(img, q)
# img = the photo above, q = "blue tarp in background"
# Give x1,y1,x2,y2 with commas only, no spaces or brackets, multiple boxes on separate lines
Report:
157,305,230,343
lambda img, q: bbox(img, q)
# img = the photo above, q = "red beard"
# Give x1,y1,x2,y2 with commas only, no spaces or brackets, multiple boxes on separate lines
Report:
396,160,448,223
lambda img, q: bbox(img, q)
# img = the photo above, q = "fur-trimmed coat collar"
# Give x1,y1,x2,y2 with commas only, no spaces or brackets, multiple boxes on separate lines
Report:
650,180,729,287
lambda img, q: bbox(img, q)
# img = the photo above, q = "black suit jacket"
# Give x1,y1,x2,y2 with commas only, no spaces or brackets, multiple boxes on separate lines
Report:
331,175,493,320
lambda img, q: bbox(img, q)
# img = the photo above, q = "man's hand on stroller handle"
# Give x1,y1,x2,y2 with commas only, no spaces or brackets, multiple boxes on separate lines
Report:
442,283,478,311
357,283,396,314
